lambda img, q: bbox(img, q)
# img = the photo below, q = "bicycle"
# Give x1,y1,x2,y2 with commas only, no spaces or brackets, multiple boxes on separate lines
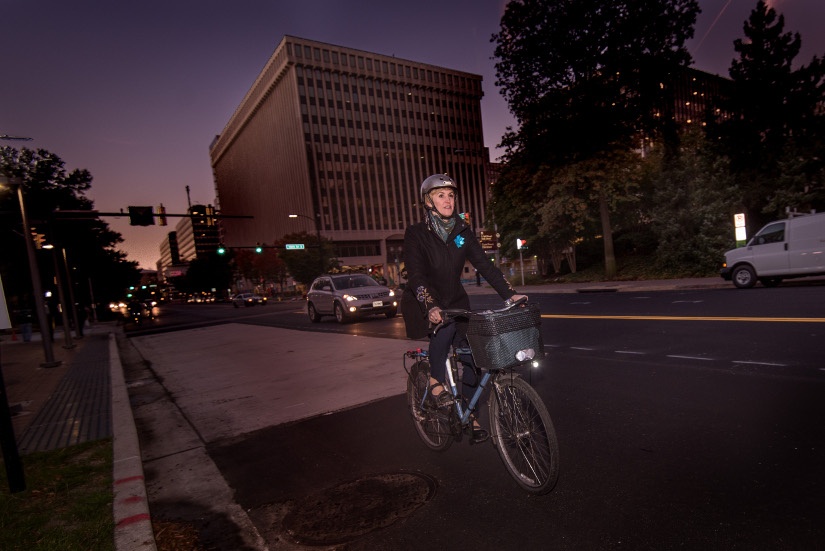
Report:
403,298,560,495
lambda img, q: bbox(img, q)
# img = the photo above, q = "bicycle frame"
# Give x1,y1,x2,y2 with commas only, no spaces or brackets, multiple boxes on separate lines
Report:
403,298,560,495
442,348,491,427
404,346,499,429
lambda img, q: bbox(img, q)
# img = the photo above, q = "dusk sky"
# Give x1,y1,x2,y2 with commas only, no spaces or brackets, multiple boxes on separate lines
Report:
3,0,824,270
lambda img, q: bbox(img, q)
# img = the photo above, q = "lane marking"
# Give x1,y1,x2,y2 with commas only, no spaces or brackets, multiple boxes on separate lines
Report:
667,355,715,361
615,350,646,355
543,314,825,323
733,360,787,367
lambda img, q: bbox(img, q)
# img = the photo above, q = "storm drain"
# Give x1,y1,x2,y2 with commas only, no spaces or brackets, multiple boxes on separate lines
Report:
282,471,437,545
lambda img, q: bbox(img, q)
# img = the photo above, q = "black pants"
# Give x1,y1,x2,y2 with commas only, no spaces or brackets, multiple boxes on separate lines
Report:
428,323,482,404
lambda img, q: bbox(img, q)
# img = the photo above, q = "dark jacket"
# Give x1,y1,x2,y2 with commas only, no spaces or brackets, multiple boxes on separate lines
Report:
402,213,515,339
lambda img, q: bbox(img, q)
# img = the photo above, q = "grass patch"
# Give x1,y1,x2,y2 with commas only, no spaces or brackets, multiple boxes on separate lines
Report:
0,438,114,551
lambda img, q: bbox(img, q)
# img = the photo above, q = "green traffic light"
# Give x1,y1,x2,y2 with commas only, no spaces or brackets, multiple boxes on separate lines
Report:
217,244,226,255
255,245,263,253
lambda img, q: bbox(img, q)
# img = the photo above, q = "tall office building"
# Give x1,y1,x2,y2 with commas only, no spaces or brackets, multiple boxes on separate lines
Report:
174,205,220,263
210,36,491,282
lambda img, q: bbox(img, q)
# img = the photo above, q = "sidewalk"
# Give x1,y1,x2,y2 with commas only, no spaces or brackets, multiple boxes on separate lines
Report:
0,321,155,550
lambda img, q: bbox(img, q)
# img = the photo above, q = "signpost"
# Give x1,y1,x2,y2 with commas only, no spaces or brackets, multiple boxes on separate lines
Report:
516,238,527,286
0,274,26,492
734,213,747,246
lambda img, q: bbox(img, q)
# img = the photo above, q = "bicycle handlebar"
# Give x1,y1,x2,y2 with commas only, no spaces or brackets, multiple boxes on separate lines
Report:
431,296,528,335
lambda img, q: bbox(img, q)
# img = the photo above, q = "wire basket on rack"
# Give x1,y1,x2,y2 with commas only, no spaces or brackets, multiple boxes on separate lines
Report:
466,304,543,370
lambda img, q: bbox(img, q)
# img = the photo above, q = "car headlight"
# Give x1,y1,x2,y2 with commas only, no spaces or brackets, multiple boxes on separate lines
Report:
388,290,395,297
343,294,357,302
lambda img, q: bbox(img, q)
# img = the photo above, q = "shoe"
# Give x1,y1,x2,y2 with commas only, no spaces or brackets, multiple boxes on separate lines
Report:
469,423,489,445
428,383,454,408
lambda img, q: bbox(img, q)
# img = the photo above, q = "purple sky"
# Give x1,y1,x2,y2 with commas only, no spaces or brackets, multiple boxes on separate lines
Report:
3,0,824,270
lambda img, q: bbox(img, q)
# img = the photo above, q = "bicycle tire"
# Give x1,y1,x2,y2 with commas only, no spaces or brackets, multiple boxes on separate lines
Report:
406,360,453,452
489,375,559,495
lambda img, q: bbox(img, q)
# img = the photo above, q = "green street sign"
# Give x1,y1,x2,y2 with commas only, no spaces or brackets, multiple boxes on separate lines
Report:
285,243,305,250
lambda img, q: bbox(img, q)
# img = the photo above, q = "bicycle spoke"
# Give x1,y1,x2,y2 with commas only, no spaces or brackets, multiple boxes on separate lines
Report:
491,377,559,494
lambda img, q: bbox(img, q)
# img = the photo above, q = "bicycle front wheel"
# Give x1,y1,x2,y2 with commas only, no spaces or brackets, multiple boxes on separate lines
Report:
406,360,452,452
489,375,559,495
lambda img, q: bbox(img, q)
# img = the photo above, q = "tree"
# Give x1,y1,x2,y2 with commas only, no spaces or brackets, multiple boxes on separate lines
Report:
493,0,698,158
645,128,739,275
1,147,140,311
723,0,825,226
537,147,646,276
491,0,699,278
276,232,338,285
233,248,287,291
179,254,232,295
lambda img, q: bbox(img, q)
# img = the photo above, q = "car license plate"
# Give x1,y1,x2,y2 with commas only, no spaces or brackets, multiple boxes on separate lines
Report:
373,300,383,308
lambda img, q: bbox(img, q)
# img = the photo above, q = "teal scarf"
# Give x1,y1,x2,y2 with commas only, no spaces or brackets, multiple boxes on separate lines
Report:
428,210,456,242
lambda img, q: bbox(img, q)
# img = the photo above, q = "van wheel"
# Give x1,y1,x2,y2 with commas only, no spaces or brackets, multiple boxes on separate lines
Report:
732,265,757,289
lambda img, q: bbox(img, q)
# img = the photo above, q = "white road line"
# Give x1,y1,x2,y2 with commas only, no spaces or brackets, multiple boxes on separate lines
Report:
667,354,715,361
615,350,646,355
571,346,595,351
732,360,787,367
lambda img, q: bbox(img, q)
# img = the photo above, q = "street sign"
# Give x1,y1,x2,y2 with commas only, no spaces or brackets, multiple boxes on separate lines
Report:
480,230,498,251
285,243,305,250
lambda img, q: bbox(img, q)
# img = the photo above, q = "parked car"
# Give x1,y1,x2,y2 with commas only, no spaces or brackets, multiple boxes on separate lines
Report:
306,274,398,323
720,212,825,288
232,293,267,307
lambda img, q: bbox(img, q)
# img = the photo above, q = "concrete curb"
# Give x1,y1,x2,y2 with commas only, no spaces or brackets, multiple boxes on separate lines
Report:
109,333,157,550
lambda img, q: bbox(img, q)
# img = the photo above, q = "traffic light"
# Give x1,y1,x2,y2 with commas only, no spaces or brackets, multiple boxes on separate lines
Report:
157,204,167,226
255,243,263,254
31,229,46,249
128,206,155,226
217,243,226,255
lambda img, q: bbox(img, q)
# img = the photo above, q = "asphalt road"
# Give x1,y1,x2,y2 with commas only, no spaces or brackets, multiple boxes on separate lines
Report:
127,285,825,550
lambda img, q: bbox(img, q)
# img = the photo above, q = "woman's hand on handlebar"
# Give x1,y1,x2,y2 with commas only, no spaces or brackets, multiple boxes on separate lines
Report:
428,306,443,324
505,294,529,308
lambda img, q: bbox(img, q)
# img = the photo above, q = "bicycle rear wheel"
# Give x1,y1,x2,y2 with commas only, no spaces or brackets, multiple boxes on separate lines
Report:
406,360,452,451
489,375,559,495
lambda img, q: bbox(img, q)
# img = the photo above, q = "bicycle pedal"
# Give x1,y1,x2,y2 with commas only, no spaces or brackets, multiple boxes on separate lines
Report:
469,427,489,445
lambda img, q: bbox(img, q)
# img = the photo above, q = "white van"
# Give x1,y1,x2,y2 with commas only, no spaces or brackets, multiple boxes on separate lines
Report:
720,212,825,288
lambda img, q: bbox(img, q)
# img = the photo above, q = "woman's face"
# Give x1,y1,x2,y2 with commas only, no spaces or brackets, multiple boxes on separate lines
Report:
428,188,455,218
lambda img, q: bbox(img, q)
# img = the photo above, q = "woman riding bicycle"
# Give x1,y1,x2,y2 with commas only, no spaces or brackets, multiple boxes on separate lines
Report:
402,173,527,444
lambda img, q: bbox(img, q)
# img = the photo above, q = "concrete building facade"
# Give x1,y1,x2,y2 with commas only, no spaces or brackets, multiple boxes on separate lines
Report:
209,35,491,283
173,205,220,264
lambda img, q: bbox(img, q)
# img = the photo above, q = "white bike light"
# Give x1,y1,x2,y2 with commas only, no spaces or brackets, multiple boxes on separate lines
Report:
516,348,536,362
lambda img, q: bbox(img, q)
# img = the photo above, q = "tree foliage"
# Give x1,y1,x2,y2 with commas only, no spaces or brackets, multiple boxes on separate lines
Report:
491,0,699,278
493,0,698,162
174,253,232,296
645,129,739,274
722,0,825,227
1,147,140,309
276,232,338,285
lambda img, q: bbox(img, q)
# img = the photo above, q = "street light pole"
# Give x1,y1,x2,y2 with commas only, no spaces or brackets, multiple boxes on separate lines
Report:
0,176,61,367
288,213,324,274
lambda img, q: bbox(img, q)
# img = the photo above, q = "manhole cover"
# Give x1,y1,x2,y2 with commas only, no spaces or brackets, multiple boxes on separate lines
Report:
282,471,437,545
